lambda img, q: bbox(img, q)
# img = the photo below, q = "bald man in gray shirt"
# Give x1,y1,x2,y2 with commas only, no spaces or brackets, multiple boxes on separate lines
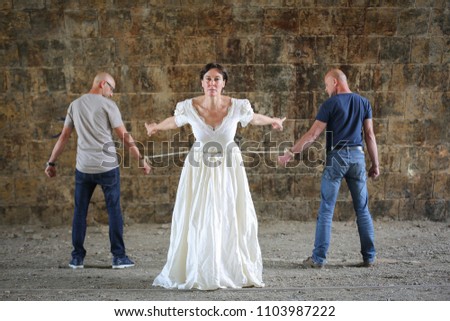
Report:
45,72,151,269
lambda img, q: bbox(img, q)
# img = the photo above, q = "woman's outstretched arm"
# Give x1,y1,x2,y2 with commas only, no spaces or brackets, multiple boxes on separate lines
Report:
145,116,178,137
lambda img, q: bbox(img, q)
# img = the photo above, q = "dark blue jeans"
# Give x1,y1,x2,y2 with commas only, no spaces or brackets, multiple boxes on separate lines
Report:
311,148,376,265
72,167,126,260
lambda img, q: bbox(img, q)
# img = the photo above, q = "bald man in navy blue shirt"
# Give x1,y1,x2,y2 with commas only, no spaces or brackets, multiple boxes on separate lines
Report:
279,69,380,268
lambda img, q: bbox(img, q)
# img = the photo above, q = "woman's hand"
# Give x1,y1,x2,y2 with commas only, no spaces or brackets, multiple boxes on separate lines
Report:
271,117,286,131
145,122,158,137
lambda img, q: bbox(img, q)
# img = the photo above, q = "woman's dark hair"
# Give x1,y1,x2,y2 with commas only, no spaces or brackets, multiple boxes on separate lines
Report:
199,63,228,82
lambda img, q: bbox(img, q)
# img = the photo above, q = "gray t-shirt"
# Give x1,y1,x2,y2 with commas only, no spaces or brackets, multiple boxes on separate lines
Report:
64,94,123,174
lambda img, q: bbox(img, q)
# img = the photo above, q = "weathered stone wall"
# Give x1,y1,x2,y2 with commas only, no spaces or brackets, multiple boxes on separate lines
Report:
0,0,448,226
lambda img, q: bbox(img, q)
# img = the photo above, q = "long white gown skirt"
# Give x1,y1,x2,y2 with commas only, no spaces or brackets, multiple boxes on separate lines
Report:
153,148,264,290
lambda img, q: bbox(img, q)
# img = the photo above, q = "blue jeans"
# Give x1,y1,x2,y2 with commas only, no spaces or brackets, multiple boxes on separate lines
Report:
311,149,376,265
72,167,126,260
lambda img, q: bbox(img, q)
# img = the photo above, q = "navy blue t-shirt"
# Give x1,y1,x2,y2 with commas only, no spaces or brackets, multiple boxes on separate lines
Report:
316,93,372,151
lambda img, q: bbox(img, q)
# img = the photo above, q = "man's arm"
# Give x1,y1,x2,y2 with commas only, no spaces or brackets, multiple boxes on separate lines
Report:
114,125,151,175
278,120,327,166
45,126,73,178
363,118,380,179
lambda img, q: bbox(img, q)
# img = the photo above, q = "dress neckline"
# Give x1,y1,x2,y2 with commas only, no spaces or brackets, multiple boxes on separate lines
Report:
190,98,235,131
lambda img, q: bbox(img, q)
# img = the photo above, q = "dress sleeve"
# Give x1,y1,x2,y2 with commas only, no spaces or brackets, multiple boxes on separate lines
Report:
238,99,254,127
174,100,189,127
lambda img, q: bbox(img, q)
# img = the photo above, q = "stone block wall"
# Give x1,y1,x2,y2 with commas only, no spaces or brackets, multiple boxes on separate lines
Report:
0,0,448,226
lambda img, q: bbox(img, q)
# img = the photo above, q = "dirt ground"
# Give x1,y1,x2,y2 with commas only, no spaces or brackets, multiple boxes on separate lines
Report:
0,219,449,301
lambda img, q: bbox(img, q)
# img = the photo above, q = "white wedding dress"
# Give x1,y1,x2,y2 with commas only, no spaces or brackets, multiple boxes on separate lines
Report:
152,98,264,290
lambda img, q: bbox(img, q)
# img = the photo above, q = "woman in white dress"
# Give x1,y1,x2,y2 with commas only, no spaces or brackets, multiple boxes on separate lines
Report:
146,63,285,290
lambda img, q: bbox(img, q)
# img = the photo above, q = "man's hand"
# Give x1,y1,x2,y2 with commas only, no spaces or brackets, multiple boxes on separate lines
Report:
140,158,152,175
277,153,293,167
368,164,380,179
45,166,57,178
